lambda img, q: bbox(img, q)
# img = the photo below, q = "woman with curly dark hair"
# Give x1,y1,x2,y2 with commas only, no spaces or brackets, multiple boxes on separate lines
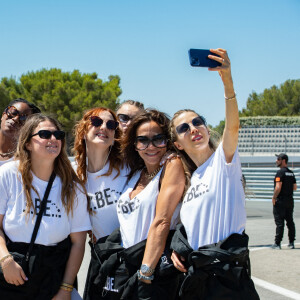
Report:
72,107,129,300
94,109,186,300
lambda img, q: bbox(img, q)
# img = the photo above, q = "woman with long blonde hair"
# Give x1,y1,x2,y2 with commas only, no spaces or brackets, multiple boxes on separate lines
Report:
0,114,91,300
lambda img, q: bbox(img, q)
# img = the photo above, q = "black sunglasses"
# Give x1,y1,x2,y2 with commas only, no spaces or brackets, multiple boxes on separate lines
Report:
117,114,132,123
90,116,119,130
175,116,206,135
135,134,168,151
5,106,29,123
30,130,65,140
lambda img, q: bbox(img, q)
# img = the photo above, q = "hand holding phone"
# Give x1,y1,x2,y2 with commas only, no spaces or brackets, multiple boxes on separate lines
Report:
188,49,221,68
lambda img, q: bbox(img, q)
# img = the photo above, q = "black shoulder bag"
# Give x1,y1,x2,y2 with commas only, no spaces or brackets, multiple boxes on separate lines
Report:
1,171,56,277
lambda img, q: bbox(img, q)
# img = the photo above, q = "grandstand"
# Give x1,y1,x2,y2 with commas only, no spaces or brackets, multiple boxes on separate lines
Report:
238,116,300,201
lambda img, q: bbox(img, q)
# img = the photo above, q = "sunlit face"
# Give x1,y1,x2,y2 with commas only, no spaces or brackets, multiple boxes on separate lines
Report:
26,120,62,161
1,102,32,136
86,111,116,149
117,104,142,133
173,111,210,155
135,121,167,169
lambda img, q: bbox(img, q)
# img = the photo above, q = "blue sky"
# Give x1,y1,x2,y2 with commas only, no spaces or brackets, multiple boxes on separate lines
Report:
0,0,299,126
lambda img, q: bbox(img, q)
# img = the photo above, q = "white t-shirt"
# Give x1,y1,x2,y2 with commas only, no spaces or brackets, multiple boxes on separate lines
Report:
0,157,14,167
84,163,129,240
180,143,246,250
0,160,91,246
118,169,181,248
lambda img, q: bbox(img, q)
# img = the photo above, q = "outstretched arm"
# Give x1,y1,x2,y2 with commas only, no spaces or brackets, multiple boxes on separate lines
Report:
209,48,240,163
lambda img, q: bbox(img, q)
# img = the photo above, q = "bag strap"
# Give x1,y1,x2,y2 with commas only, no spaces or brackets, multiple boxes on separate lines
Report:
25,171,56,262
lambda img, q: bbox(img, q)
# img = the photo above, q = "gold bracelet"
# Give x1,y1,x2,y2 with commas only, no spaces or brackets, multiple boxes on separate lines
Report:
224,93,236,101
60,285,73,292
61,282,74,289
0,257,13,270
0,254,13,264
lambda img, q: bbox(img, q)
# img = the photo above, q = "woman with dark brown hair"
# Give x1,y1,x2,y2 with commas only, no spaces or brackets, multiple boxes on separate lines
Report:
72,107,129,300
0,114,91,300
95,109,186,300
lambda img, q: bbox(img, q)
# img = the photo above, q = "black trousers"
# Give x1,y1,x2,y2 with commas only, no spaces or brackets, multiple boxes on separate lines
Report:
84,244,104,300
273,204,296,244
0,237,71,300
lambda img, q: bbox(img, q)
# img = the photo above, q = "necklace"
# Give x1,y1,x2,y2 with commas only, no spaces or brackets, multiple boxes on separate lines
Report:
144,165,162,180
0,150,15,158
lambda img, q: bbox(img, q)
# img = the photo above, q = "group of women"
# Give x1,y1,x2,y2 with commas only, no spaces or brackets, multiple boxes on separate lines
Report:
0,49,259,300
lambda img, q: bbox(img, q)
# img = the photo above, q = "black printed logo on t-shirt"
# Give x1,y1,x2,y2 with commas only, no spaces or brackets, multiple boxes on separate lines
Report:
183,183,209,204
117,197,141,214
89,188,122,211
23,198,61,218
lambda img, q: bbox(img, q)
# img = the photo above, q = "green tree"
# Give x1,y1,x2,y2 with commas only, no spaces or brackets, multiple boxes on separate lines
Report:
240,79,300,117
0,69,122,151
212,120,225,136
0,77,23,113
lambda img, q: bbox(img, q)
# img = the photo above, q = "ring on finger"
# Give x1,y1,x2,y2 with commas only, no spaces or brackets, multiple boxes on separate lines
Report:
222,58,225,63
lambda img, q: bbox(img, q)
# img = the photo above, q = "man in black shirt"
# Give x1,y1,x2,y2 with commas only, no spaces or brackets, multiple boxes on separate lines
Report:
272,153,297,249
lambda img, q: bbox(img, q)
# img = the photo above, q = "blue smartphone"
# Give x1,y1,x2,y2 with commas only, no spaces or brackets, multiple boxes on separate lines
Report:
188,49,221,68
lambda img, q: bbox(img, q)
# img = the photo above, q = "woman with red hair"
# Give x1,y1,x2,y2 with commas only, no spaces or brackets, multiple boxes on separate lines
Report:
73,107,128,300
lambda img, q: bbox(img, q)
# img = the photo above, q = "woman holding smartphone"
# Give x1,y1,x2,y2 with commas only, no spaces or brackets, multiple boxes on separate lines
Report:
0,114,91,300
170,48,259,299
72,107,129,300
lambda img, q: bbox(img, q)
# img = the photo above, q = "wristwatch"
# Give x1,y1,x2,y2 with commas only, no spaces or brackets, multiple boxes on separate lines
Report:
137,270,154,281
140,264,155,275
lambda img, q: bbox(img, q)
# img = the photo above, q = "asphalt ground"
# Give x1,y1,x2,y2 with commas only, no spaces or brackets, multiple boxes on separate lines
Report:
77,201,300,299
246,200,300,300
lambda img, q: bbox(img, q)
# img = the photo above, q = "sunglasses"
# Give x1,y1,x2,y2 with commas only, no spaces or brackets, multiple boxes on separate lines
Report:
135,134,168,151
117,114,132,123
175,116,206,135
5,106,29,123
30,130,65,140
90,116,119,130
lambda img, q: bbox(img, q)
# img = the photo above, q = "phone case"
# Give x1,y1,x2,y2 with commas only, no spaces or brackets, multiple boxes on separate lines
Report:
188,49,221,68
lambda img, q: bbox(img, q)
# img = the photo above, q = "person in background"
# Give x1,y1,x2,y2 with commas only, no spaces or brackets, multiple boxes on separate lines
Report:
0,98,40,166
271,153,297,250
116,100,144,133
170,49,259,299
0,114,90,300
72,107,128,300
